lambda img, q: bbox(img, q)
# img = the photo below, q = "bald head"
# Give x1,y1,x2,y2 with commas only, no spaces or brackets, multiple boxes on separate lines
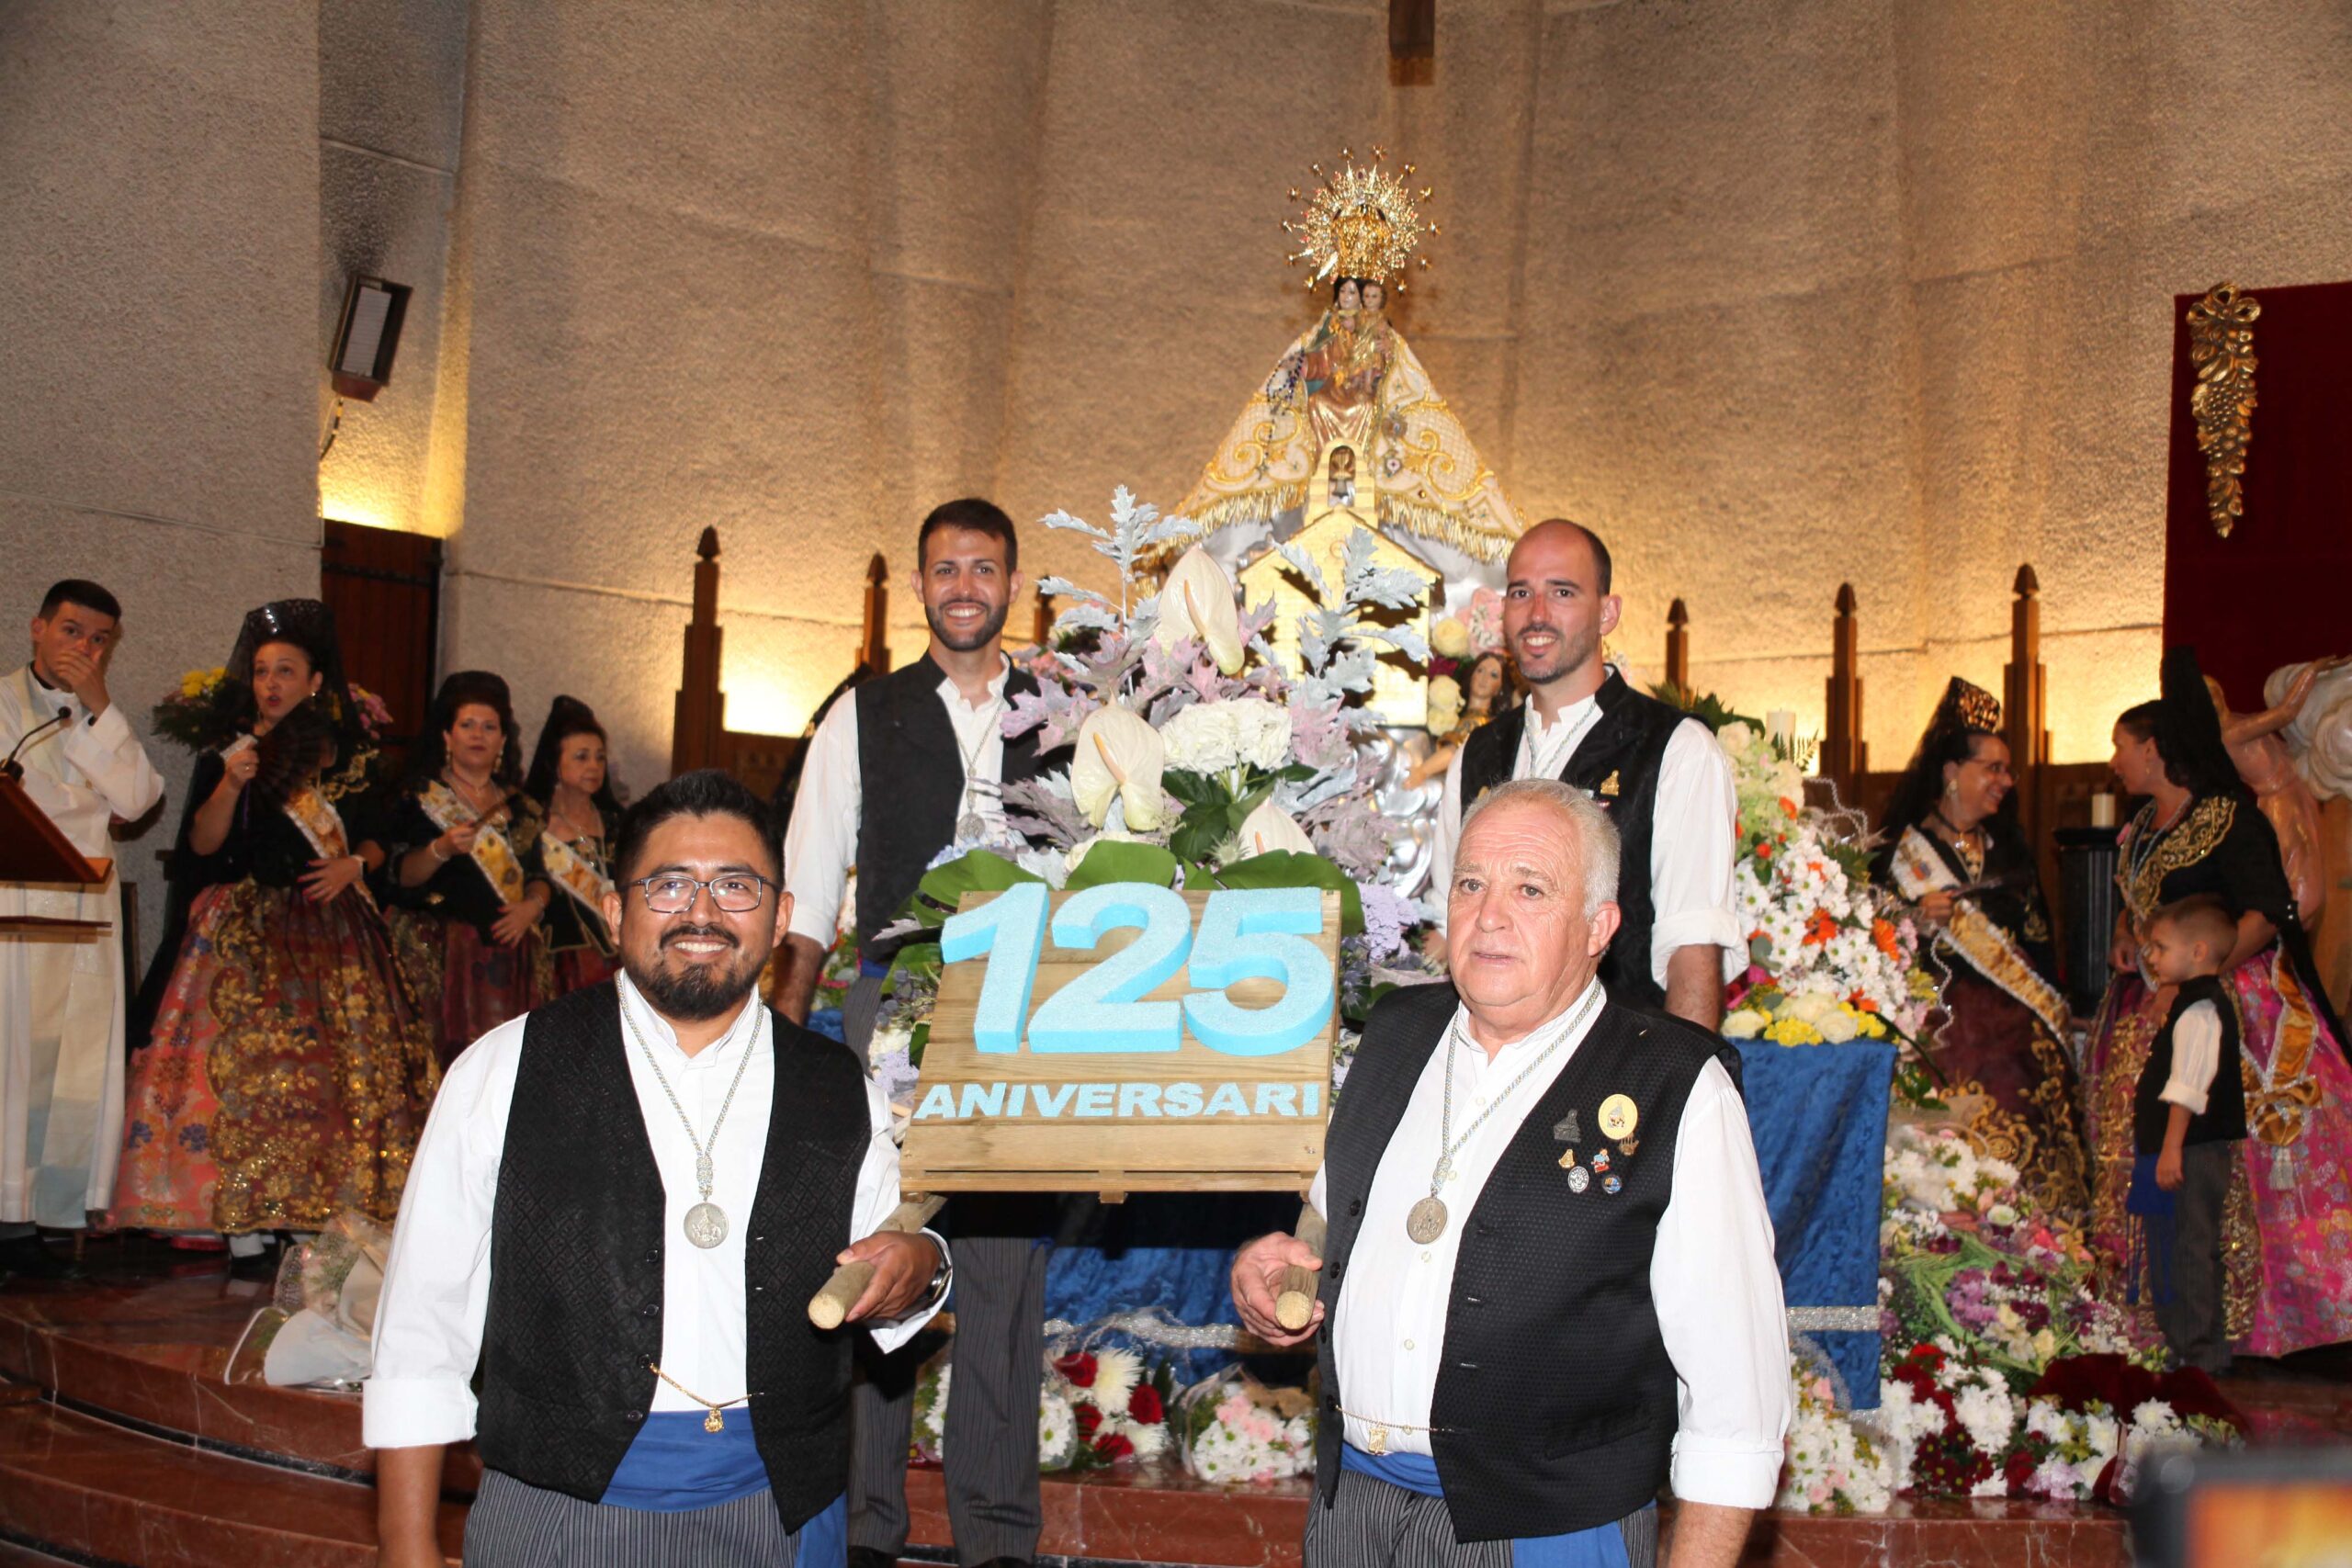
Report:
1503,519,1621,696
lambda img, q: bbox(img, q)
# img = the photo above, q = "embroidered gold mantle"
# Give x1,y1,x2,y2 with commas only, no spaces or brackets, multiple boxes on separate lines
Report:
417,780,528,906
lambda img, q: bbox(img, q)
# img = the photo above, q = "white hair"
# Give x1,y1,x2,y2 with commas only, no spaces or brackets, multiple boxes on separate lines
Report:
1456,776,1622,918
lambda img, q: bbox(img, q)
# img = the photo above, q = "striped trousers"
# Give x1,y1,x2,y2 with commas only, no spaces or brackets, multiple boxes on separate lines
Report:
464,1469,813,1566
1304,1469,1658,1568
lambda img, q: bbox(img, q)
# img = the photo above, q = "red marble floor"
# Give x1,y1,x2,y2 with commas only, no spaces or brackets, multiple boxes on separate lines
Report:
1,1236,2343,1566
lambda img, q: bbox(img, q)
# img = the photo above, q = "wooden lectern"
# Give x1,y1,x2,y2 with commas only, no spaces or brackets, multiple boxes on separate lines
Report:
0,774,111,937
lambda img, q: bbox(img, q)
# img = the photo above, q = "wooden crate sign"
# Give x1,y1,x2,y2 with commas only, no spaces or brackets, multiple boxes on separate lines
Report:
899,884,1340,1195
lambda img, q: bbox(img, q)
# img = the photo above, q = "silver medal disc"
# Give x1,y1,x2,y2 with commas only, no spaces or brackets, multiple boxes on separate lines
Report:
683,1201,729,1249
956,813,988,841
1567,1166,1591,1194
1405,1196,1448,1244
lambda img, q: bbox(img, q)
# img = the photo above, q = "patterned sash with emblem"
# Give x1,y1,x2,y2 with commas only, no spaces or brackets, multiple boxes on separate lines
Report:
1891,825,2067,1040
416,780,527,907
279,784,379,910
539,832,615,956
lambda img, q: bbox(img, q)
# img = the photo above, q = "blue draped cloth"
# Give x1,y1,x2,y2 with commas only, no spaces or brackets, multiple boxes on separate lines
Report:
1732,1039,1894,1405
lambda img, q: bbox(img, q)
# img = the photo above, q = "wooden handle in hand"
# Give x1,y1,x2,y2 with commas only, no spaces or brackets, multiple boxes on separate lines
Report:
1275,1203,1327,1332
808,1194,947,1329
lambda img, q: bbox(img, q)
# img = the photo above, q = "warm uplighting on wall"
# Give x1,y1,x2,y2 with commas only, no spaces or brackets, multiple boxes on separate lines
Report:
719,671,832,740
317,491,411,536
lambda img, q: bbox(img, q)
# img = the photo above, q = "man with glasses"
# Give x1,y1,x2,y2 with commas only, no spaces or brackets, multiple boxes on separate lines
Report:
779,498,1065,1568
368,769,951,1567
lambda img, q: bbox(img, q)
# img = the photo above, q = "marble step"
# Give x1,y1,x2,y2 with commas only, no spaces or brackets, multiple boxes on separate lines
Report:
0,1399,464,1567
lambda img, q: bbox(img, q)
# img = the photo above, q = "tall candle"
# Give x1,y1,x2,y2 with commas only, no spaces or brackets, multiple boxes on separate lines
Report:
1766,708,1796,752
2090,792,2116,829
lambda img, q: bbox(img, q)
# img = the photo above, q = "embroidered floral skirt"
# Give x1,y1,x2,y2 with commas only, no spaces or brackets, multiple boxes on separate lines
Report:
1924,966,2091,1220
550,944,619,998
388,909,553,1066
111,880,439,1234
2086,953,2352,1357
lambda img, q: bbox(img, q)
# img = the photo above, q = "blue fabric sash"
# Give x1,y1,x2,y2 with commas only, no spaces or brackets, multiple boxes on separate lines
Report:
599,1411,772,1513
1340,1446,1638,1568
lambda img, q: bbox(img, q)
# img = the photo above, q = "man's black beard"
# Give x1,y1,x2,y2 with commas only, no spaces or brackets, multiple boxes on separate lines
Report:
925,597,1009,653
626,927,763,1021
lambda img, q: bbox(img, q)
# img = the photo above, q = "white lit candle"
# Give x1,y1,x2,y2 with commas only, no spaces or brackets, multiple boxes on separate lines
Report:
2090,792,2116,829
1767,708,1796,752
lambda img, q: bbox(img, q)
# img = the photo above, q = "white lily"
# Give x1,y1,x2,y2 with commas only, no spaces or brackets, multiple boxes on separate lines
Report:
1070,706,1167,830
1236,798,1316,859
1155,546,1247,675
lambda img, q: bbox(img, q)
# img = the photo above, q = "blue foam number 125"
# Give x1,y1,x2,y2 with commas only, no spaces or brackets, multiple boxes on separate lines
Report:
940,882,1048,1054
1182,886,1334,1056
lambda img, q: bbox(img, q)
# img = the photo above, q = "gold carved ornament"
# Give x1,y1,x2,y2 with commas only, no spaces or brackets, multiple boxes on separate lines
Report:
2187,282,2259,538
1283,146,1434,289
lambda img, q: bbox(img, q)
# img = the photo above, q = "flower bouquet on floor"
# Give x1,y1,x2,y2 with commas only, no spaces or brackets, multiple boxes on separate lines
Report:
864,488,1435,1079
1176,1367,1317,1485
913,1341,1174,1472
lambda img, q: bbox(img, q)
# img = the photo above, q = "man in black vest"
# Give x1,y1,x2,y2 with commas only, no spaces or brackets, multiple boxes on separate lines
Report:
1234,779,1788,1568
1433,520,1737,1027
778,499,1059,1568
367,770,950,1567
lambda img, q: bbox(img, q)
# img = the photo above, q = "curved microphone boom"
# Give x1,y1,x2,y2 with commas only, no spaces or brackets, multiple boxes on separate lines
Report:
1,707,73,783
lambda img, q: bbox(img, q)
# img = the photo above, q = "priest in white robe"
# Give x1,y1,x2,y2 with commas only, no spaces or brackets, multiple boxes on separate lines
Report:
1,581,164,1269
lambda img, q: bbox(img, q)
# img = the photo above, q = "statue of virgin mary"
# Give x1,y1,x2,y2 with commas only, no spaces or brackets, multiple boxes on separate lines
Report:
1173,153,1526,599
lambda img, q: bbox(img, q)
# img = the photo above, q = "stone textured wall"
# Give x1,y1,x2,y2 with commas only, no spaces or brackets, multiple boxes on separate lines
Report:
0,1,322,973
8,1,2352,964
424,0,2352,791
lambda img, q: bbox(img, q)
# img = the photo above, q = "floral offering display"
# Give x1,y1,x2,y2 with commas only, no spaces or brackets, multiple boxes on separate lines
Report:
1177,1368,1317,1485
1779,1121,2242,1513
914,1345,1173,1473
1702,718,1937,1068
865,488,1438,1069
152,665,393,751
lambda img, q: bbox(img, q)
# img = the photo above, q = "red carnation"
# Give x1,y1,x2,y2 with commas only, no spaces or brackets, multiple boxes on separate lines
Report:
1055,1352,1098,1388
1075,1404,1102,1437
2003,1448,2038,1495
1092,1432,1135,1461
1128,1384,1165,1425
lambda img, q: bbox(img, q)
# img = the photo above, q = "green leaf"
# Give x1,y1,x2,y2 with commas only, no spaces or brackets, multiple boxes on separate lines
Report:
1065,840,1182,890
908,1020,930,1068
915,849,1044,909
884,942,942,991
1161,770,1221,808
1169,801,1229,865
1214,851,1363,935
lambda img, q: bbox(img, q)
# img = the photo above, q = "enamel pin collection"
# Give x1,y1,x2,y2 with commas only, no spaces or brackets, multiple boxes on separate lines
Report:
1555,1089,1639,1199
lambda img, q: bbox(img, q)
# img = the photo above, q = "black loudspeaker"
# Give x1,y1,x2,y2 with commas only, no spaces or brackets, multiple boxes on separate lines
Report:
329,275,412,400
2056,824,2122,1017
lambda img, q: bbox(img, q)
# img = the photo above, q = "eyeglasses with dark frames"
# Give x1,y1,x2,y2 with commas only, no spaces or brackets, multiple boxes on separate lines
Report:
627,873,773,915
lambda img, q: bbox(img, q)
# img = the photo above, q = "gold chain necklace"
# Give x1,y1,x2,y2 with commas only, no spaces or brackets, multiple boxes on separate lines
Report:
648,1362,747,1433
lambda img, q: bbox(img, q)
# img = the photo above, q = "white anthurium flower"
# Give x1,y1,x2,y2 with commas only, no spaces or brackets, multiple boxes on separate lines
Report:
1155,546,1247,675
1070,705,1166,830
1238,798,1316,859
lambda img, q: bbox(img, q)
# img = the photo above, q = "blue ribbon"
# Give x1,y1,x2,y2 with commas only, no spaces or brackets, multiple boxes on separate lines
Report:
1340,1446,1637,1568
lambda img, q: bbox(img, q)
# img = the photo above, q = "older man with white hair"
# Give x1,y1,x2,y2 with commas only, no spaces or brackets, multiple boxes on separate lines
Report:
1233,779,1788,1568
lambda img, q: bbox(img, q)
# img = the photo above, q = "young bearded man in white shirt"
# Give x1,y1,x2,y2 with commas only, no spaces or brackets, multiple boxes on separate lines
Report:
1430,521,1739,1029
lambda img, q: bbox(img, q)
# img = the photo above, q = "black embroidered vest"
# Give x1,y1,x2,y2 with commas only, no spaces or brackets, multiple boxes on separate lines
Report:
853,653,1047,954
2134,975,2247,1154
1313,982,1740,1541
1457,673,1687,1008
474,982,869,1529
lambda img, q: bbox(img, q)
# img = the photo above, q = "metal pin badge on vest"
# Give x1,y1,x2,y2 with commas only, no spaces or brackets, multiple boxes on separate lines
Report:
1599,1093,1638,1142
1590,1148,1611,1174
1553,1110,1581,1145
1566,1165,1591,1194
1601,1174,1623,1195
1598,769,1621,797
1556,1145,1577,1169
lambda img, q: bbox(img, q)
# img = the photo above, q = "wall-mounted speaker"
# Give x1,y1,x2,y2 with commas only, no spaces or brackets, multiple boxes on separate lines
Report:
329,275,412,400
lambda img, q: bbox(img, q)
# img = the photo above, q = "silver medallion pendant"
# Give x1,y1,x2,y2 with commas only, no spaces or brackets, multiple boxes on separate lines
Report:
683,1201,729,1249
956,812,988,841
1405,1196,1449,1245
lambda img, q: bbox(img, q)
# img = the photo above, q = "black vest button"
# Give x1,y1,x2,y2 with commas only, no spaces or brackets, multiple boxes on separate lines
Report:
625,1410,643,1424
640,1303,659,1318
1349,1200,1363,1216
644,1251,660,1266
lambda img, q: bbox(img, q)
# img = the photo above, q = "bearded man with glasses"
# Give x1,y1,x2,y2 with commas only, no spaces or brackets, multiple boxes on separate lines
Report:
367,769,951,1567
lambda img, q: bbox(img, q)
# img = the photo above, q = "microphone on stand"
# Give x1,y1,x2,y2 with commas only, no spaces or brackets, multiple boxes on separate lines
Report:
1,707,74,784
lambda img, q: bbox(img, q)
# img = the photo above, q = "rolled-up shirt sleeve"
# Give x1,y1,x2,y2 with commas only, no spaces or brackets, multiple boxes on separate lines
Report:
2160,1001,2222,1115
852,1077,948,1352
785,695,862,950
1654,1058,1790,1507
363,1017,526,1449
1649,718,1743,987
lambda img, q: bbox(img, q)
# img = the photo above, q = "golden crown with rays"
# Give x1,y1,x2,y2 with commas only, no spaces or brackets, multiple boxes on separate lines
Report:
1283,147,1436,290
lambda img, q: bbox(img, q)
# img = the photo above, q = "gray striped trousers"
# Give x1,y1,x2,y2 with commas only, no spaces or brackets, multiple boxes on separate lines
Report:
1305,1468,1658,1568
464,1468,809,1566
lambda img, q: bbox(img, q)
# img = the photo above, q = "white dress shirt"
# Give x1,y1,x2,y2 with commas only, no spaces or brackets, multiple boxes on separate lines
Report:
1430,694,1743,987
785,657,1012,950
1307,984,1791,1508
2159,999,2224,1115
364,975,942,1449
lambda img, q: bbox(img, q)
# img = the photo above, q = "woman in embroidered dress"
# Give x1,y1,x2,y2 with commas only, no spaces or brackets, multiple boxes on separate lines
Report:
1874,678,2089,1217
522,694,620,995
111,602,437,1267
2085,648,2352,1358
382,671,555,1065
